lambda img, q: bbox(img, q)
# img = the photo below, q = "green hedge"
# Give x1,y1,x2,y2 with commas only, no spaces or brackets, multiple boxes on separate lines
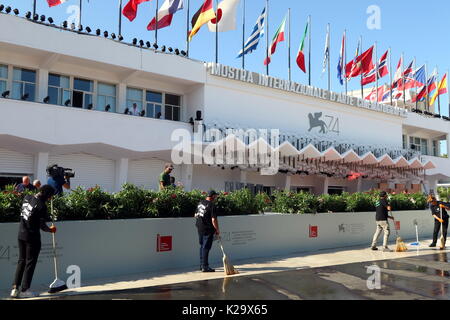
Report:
0,184,428,223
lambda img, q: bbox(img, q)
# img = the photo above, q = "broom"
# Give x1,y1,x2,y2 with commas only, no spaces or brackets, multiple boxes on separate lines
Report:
439,205,446,250
48,199,68,294
391,212,407,252
218,236,238,276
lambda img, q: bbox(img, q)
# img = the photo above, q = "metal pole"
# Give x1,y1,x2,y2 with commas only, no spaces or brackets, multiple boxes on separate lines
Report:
79,0,82,29
119,0,123,36
242,0,245,69
155,0,159,46
375,42,379,103
266,0,269,76
414,57,418,111
425,63,429,112
403,54,406,106
33,0,36,16
308,15,311,86
436,67,441,115
327,23,331,92
389,48,393,106
288,8,291,81
215,0,218,63
186,0,190,57
344,29,347,96
360,36,363,99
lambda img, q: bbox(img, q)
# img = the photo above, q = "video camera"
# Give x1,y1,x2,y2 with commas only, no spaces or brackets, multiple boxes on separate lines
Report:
46,164,75,179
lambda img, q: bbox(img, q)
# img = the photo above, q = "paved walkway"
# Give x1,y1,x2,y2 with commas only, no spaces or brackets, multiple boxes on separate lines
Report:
2,238,446,300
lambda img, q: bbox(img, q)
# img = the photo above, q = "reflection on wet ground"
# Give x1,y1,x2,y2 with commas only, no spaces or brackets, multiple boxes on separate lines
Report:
46,252,450,300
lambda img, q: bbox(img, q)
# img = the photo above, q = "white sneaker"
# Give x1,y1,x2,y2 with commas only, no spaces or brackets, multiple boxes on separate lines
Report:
10,288,19,299
18,289,38,299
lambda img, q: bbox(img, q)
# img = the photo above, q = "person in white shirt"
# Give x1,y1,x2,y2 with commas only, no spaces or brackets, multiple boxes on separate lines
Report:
130,103,140,116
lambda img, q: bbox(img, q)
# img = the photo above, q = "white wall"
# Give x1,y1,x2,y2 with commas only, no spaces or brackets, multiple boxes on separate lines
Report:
0,211,434,291
128,159,181,191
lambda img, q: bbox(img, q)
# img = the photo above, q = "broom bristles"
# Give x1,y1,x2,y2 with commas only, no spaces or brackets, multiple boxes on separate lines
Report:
223,254,239,276
396,236,408,252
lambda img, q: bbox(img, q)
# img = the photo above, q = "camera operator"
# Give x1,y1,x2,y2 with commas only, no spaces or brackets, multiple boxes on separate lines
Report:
46,164,72,196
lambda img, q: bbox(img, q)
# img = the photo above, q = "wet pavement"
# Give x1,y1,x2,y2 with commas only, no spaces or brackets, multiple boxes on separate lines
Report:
43,252,450,300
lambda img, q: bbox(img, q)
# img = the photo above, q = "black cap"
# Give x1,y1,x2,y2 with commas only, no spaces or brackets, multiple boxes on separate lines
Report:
208,190,218,197
379,191,387,197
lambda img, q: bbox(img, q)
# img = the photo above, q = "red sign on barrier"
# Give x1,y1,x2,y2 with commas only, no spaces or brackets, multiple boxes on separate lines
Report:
395,221,401,231
309,225,318,238
157,234,172,252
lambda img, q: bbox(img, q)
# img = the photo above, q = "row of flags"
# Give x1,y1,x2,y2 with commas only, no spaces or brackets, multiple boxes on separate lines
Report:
44,0,448,109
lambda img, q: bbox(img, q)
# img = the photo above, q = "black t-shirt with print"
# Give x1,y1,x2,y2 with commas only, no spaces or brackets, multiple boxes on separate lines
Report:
194,200,217,234
18,195,49,242
375,198,389,221
430,202,449,220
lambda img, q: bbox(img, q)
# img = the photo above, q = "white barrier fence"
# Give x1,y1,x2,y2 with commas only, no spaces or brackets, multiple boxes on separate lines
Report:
0,211,434,291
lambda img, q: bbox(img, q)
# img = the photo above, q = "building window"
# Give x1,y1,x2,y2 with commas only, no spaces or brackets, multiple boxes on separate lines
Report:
146,90,162,119
0,64,7,95
432,140,439,157
126,88,143,115
12,67,36,101
410,136,429,155
165,94,181,121
328,186,345,195
73,78,93,108
97,83,116,112
48,73,71,105
402,135,407,150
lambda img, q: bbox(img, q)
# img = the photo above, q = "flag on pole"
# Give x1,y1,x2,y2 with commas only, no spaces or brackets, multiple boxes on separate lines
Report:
347,46,374,78
237,7,265,58
189,0,216,41
414,69,437,102
207,0,240,32
47,0,67,6
123,0,150,22
147,0,183,30
361,50,388,85
337,32,345,85
296,21,309,73
322,26,330,74
345,40,360,79
365,85,386,102
264,15,287,66
430,73,447,106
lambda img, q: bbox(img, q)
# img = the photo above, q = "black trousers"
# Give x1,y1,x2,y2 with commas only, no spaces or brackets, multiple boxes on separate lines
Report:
432,219,449,245
13,239,41,291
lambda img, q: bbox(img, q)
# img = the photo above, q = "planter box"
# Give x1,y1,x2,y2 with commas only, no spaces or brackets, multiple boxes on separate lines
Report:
0,210,433,291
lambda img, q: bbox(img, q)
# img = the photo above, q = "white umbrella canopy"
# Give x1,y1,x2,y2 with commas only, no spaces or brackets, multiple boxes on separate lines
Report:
408,158,424,169
342,150,361,163
276,141,300,157
321,147,342,162
377,154,395,167
360,152,378,165
393,156,409,168
423,161,437,170
299,144,322,160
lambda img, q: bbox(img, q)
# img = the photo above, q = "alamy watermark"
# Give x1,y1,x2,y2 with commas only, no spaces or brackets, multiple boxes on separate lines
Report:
367,5,382,30
366,265,381,290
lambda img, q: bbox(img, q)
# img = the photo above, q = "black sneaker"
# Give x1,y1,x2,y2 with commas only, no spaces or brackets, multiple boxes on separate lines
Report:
201,267,215,273
429,243,437,248
371,247,378,251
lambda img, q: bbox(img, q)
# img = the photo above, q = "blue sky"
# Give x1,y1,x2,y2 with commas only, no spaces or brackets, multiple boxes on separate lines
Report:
3,0,450,115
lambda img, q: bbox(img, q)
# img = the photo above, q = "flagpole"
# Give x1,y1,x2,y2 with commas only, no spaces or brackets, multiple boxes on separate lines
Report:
186,0,190,57
215,0,219,64
79,0,82,29
242,0,246,69
402,54,406,106
119,0,123,36
425,63,429,112
266,0,269,75
308,15,312,86
360,36,363,100
288,8,291,82
436,66,440,115
414,57,418,111
375,42,379,103
33,0,36,16
327,23,331,92
155,0,159,47
344,29,347,96
389,48,393,106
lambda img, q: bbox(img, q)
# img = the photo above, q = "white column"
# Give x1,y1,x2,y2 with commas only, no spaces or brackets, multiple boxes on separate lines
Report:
284,174,292,192
118,83,127,114
357,177,363,192
34,152,49,185
37,69,49,103
181,164,194,191
323,177,329,195
115,158,129,192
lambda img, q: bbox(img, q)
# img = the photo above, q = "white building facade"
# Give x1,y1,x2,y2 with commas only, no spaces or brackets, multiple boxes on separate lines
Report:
0,13,449,196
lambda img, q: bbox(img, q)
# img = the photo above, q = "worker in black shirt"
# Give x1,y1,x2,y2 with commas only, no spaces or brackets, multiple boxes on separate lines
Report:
10,185,57,299
371,191,395,252
428,195,449,249
195,190,220,272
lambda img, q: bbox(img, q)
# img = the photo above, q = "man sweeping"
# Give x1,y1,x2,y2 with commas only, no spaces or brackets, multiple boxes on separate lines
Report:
10,185,57,299
194,190,220,272
371,191,395,252
428,196,449,249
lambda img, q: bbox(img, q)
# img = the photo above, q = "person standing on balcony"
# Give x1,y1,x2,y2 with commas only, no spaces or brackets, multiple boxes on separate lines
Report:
130,103,140,116
159,164,173,190
371,191,395,252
